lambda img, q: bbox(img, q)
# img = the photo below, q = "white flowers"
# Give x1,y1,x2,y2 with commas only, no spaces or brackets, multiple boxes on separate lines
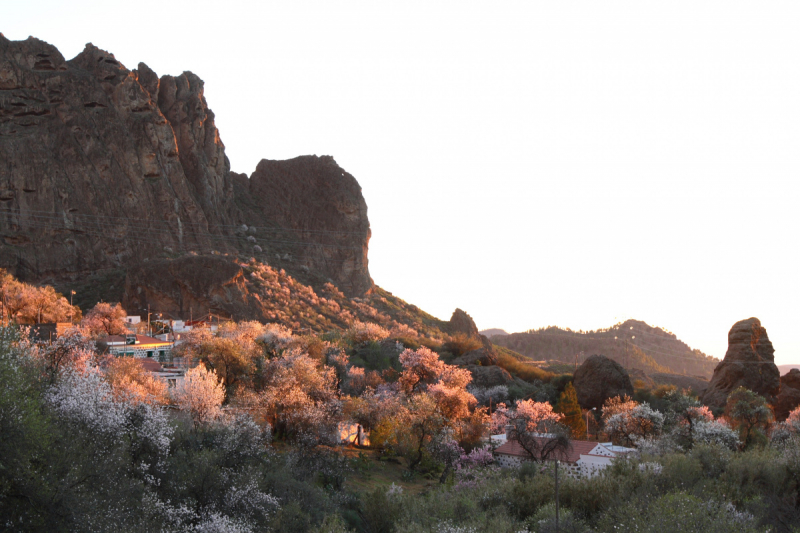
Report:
174,364,226,427
46,362,174,455
606,403,665,446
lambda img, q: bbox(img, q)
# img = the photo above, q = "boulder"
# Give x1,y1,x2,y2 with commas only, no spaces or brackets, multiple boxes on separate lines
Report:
466,365,514,388
573,354,634,410
701,318,780,409
774,369,800,421
451,347,497,366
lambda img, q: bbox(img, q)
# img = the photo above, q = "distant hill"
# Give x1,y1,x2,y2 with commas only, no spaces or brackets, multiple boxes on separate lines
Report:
480,328,509,338
779,365,800,375
490,319,719,378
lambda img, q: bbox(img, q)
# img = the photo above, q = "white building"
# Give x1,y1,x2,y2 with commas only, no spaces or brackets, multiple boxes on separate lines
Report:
493,436,630,478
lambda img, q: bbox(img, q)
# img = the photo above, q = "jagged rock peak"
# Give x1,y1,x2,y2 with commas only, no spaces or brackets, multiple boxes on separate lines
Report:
448,308,479,337
702,318,780,409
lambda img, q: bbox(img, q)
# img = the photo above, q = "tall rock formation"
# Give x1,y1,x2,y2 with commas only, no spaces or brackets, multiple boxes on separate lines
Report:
702,318,780,409
773,369,800,421
573,354,634,410
0,35,372,306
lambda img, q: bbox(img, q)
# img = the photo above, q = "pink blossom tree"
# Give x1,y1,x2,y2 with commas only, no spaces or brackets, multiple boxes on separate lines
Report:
505,399,570,462
82,302,128,337
398,346,446,394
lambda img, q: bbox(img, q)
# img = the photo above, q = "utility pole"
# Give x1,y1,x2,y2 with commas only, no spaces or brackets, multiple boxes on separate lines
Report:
147,304,151,336
70,290,75,324
555,460,560,533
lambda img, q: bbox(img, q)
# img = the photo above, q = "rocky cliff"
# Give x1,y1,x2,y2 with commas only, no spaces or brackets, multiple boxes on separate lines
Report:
0,35,372,310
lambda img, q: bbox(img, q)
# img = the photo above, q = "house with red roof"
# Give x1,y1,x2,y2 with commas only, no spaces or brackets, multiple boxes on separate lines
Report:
493,436,624,478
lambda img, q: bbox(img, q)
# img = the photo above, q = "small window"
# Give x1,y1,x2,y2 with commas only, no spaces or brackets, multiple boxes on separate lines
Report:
147,351,153,358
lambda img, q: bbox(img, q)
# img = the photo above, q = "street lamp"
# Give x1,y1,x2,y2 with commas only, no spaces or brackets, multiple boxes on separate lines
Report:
586,407,596,438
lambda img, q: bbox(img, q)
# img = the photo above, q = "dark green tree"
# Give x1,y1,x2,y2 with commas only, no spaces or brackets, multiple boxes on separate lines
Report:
556,382,586,439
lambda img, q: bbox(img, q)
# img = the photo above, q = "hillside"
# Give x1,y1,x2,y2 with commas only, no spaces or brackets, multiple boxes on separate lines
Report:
479,328,509,338
491,320,719,378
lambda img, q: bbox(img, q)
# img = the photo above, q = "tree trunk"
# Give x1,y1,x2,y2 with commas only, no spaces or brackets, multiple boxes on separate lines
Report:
439,463,452,484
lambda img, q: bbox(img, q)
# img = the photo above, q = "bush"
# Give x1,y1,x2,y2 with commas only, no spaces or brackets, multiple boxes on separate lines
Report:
494,351,556,383
360,487,403,533
441,333,483,358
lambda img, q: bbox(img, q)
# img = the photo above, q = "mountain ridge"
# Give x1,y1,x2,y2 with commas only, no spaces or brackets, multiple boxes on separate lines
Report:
490,319,718,378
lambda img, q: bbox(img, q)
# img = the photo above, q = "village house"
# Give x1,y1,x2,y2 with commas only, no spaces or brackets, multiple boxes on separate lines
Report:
493,434,632,478
106,333,174,362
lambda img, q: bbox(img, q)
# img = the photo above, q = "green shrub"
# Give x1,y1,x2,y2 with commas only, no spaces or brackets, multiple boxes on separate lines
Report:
360,487,403,533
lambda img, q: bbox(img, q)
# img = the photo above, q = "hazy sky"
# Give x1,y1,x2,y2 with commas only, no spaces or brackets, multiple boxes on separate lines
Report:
4,1,800,364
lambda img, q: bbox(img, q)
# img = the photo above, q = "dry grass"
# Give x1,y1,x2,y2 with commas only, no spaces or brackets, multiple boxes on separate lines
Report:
494,346,556,383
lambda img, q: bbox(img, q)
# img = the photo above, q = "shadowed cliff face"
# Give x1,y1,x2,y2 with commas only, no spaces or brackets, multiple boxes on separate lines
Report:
0,35,372,304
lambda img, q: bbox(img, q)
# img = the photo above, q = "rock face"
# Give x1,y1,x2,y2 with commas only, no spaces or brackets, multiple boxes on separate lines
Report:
702,318,780,409
774,369,800,421
573,354,634,410
0,35,372,309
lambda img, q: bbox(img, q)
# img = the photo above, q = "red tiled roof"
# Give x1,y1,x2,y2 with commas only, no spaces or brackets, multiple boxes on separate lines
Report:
494,438,601,464
139,359,163,372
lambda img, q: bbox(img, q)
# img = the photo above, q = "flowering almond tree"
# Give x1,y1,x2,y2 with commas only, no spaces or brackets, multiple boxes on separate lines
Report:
259,349,341,442
105,356,169,405
606,403,665,446
398,346,446,393
82,302,128,336
503,399,571,462
174,363,225,428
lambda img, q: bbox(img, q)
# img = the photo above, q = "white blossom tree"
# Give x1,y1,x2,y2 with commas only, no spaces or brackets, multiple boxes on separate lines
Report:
606,402,665,447
174,363,226,428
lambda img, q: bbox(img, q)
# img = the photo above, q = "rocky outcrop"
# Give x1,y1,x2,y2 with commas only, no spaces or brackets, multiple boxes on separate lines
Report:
702,318,780,409
447,308,479,337
451,335,498,366
573,354,634,410
0,35,372,307
775,369,800,421
466,365,515,388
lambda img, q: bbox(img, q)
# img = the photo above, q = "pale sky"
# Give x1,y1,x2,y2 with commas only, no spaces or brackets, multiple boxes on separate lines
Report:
4,1,800,364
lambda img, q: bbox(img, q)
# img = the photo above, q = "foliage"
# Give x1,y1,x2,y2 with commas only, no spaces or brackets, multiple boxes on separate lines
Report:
0,269,81,324
174,363,226,427
726,387,774,449
105,355,169,405
82,301,128,336
606,402,665,446
556,382,586,439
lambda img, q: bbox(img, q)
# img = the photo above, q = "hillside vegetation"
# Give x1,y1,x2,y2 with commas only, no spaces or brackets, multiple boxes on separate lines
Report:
492,320,719,378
